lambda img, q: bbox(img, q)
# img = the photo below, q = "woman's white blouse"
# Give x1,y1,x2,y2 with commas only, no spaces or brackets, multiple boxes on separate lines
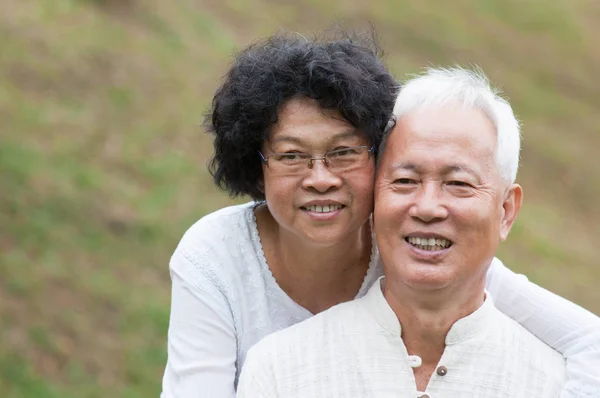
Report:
161,202,600,398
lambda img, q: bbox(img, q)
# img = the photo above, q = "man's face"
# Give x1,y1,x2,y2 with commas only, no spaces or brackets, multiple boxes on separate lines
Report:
374,102,522,291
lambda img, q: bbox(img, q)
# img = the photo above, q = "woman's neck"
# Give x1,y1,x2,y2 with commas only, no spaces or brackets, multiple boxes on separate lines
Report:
256,205,372,314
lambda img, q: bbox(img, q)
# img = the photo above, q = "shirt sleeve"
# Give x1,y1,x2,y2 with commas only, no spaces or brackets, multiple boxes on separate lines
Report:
161,251,237,398
486,257,600,398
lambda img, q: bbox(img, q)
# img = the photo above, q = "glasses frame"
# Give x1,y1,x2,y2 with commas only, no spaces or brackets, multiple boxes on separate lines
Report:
258,145,376,172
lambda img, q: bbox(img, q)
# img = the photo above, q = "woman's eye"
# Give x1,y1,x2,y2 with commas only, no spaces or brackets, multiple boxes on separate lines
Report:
273,152,307,163
334,149,352,156
329,148,357,158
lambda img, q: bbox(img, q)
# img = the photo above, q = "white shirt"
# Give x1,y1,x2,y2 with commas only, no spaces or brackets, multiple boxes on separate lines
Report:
237,278,567,398
161,202,600,398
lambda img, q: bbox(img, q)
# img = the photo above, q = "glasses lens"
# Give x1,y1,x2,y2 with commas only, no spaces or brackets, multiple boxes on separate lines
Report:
265,147,371,174
327,146,369,171
269,154,309,174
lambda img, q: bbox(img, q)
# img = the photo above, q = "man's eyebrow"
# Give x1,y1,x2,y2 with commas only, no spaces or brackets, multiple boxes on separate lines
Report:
389,163,481,177
390,163,418,172
442,164,480,177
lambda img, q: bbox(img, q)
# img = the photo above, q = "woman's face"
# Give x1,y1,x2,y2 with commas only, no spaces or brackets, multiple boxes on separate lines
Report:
261,97,375,247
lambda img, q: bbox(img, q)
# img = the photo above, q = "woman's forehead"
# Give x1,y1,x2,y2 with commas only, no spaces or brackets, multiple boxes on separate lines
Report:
266,97,368,146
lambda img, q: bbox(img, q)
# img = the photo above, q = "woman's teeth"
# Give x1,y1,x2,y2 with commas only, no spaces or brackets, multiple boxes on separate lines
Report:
304,204,343,213
406,236,452,251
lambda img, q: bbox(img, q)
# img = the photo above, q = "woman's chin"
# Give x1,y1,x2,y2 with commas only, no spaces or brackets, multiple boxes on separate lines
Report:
297,229,352,247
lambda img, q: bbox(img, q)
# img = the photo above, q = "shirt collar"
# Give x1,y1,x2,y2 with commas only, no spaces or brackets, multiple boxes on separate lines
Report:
445,291,494,345
363,276,494,344
363,276,401,335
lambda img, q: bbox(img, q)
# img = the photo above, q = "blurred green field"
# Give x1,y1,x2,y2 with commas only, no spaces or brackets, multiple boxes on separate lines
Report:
1,0,599,396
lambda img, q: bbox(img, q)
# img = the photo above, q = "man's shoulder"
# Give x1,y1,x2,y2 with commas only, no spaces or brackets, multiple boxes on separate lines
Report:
239,300,370,398
487,303,566,367
446,302,567,395
249,298,369,357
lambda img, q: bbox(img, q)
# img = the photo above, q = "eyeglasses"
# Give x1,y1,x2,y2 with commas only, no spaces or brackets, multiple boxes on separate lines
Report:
258,145,375,175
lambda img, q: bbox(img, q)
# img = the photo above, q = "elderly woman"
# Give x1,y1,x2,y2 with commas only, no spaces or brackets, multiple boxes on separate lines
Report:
161,32,600,398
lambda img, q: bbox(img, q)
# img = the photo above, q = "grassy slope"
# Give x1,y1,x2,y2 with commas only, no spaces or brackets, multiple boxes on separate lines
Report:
0,0,599,396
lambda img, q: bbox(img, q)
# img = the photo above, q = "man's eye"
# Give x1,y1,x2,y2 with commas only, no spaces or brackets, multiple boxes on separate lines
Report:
394,178,416,185
448,181,472,187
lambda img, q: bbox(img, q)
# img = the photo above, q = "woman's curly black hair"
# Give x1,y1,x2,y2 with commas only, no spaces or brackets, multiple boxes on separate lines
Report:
207,31,399,201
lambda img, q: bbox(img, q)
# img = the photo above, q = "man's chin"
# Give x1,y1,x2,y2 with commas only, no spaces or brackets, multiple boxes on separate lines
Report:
397,265,456,291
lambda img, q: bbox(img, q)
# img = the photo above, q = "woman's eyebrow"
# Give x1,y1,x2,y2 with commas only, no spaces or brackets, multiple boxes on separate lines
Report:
329,129,361,142
270,129,360,145
269,135,304,145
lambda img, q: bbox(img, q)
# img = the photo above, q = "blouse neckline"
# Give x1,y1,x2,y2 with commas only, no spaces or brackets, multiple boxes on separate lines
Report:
247,201,380,316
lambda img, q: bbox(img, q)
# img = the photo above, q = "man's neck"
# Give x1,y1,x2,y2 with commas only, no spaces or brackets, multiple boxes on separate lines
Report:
383,277,486,391
256,205,372,314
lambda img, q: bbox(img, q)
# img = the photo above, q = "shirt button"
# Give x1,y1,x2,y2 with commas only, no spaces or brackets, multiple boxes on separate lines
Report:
436,365,448,376
407,355,422,368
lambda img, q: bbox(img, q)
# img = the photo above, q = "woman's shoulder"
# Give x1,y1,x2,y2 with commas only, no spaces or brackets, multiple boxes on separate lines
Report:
170,201,264,287
180,202,257,246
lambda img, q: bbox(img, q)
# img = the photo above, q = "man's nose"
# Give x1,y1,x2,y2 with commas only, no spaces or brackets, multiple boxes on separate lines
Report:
302,160,342,193
408,183,448,222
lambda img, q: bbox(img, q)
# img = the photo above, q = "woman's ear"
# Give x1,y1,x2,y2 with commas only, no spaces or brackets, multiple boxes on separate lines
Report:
257,179,265,193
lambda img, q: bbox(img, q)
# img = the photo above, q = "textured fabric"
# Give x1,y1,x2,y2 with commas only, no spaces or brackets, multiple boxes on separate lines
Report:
237,277,567,398
161,202,600,398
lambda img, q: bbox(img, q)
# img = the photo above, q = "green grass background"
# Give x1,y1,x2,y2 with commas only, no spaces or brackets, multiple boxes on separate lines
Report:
1,0,599,396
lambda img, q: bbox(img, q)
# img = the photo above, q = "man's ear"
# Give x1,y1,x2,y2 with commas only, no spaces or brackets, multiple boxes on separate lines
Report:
500,183,523,241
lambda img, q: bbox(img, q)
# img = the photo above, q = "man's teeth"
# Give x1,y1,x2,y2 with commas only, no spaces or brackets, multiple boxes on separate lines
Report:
305,204,343,213
407,236,451,251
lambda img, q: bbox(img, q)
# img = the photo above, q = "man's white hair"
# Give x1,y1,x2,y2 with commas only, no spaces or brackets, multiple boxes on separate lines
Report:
393,66,521,184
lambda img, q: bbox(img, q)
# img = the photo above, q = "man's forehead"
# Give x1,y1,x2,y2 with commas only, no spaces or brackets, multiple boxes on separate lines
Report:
381,121,498,179
395,103,494,131
390,107,497,149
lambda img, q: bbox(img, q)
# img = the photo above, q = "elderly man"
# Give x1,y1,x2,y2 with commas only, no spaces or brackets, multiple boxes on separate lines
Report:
235,67,567,398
